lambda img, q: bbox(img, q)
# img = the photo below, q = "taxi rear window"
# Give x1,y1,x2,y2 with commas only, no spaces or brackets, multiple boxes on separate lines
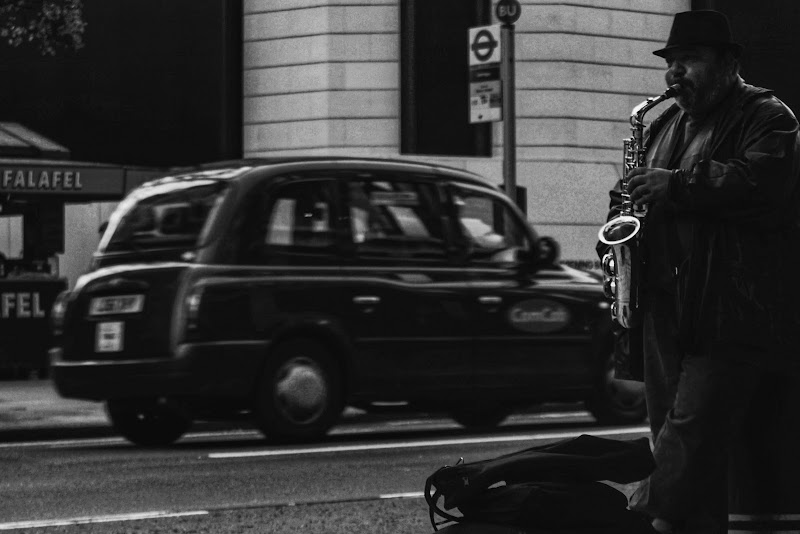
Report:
99,180,229,253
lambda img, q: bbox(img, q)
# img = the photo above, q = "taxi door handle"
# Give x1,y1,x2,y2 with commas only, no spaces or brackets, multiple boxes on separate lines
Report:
354,296,381,305
478,295,502,305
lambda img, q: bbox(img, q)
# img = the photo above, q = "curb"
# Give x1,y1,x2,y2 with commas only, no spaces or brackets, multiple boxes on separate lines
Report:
0,418,271,443
0,424,115,443
0,405,410,444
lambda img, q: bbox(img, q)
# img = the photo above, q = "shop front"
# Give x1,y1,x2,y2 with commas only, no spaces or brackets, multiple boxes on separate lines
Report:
0,124,162,376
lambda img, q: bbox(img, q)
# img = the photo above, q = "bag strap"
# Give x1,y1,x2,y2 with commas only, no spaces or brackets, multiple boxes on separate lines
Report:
424,462,466,531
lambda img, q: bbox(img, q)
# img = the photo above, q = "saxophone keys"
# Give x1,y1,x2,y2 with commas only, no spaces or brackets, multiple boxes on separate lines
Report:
603,278,616,299
601,252,616,276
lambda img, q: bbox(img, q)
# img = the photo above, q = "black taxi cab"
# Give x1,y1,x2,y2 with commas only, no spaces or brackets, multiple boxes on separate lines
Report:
49,157,645,446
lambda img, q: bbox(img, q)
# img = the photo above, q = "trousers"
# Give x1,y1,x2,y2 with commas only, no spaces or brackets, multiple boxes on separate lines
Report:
629,290,771,533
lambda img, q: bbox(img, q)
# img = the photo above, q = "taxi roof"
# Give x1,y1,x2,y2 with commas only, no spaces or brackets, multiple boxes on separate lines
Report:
147,156,495,190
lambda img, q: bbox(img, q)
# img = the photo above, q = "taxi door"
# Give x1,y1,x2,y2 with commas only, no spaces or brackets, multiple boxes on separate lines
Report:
339,173,475,399
449,184,593,397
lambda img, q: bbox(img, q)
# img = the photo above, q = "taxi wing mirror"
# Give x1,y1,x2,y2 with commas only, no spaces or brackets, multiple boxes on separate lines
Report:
518,236,559,269
535,236,560,266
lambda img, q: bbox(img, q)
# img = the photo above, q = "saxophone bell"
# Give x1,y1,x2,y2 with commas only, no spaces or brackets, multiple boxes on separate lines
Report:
598,214,641,246
598,215,643,328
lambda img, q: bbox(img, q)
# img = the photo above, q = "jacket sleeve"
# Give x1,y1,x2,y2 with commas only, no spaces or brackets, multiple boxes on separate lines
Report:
668,97,800,220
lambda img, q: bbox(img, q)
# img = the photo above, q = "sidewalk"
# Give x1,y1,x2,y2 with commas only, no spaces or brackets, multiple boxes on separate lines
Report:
0,379,113,441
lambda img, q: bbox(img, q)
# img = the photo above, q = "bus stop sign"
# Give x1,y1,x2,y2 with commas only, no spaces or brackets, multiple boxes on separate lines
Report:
496,0,521,25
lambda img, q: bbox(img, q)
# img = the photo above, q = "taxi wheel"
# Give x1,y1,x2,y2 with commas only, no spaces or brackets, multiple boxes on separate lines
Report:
254,339,344,442
585,360,647,425
105,398,191,447
449,403,510,429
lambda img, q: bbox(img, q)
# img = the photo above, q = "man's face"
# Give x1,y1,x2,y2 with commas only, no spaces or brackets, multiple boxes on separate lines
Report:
663,46,734,117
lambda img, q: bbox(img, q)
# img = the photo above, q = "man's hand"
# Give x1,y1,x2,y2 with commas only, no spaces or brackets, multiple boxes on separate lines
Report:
627,167,672,206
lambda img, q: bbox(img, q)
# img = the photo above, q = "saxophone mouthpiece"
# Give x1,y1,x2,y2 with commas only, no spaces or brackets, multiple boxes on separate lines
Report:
665,83,681,97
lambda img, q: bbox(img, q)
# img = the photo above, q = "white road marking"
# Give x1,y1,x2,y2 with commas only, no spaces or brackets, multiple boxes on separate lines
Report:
0,430,259,450
0,493,428,531
521,411,591,419
208,426,650,459
0,511,208,531
0,436,125,449
379,492,424,499
728,513,800,533
730,514,800,520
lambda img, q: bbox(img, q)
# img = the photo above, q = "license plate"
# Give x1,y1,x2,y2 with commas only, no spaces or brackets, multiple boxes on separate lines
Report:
89,295,144,316
95,322,124,353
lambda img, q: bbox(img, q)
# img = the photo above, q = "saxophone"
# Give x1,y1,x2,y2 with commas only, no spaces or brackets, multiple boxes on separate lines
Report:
598,84,680,328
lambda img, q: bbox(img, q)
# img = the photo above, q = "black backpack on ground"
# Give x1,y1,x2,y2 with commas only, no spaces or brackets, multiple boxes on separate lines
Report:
424,434,657,533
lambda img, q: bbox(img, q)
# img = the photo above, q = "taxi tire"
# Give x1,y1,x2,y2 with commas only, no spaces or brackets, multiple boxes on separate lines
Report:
105,398,192,447
254,338,344,442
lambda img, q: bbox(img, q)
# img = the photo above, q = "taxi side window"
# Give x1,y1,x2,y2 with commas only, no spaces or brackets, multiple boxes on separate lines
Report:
245,180,337,264
347,179,446,261
452,187,530,264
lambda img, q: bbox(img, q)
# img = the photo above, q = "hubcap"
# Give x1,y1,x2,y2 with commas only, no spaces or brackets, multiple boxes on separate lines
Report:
274,357,328,424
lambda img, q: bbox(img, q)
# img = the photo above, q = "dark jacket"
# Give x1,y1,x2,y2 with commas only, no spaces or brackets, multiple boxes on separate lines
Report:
601,81,800,361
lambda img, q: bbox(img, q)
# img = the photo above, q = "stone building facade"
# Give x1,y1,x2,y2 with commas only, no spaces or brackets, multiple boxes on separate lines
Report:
241,0,687,268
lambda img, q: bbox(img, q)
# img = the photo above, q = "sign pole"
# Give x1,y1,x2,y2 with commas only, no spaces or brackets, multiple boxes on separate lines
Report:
495,0,521,207
501,22,516,202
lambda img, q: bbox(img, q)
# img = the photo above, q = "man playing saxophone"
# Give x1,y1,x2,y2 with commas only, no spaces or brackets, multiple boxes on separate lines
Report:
598,10,800,534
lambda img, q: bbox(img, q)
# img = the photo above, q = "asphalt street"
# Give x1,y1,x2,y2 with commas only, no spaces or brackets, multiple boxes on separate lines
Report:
0,380,649,533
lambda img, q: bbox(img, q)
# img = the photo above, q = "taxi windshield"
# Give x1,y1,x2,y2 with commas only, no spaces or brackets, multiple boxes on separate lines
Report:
100,180,229,253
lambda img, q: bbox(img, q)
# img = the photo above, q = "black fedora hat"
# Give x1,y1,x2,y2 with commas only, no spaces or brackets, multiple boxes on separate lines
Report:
653,10,743,58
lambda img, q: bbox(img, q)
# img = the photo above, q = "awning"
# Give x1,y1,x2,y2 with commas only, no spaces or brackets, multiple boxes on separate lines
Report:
0,123,70,159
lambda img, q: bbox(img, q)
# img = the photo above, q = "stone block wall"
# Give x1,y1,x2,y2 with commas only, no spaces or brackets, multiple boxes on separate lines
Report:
243,0,400,156
242,0,688,266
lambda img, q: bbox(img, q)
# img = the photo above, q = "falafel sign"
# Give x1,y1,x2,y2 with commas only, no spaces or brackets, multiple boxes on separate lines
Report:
0,165,126,197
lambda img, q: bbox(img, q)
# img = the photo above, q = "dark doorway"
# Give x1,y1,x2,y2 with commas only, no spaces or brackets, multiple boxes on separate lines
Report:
401,0,492,157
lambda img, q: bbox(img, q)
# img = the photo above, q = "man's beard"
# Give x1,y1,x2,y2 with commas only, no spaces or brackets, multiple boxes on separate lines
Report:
670,70,733,118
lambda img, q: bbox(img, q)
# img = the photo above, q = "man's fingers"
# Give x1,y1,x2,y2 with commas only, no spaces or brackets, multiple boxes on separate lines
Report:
629,186,648,204
627,176,645,197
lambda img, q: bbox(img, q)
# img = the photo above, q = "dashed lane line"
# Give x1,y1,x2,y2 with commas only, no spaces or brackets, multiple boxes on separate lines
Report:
0,511,209,531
